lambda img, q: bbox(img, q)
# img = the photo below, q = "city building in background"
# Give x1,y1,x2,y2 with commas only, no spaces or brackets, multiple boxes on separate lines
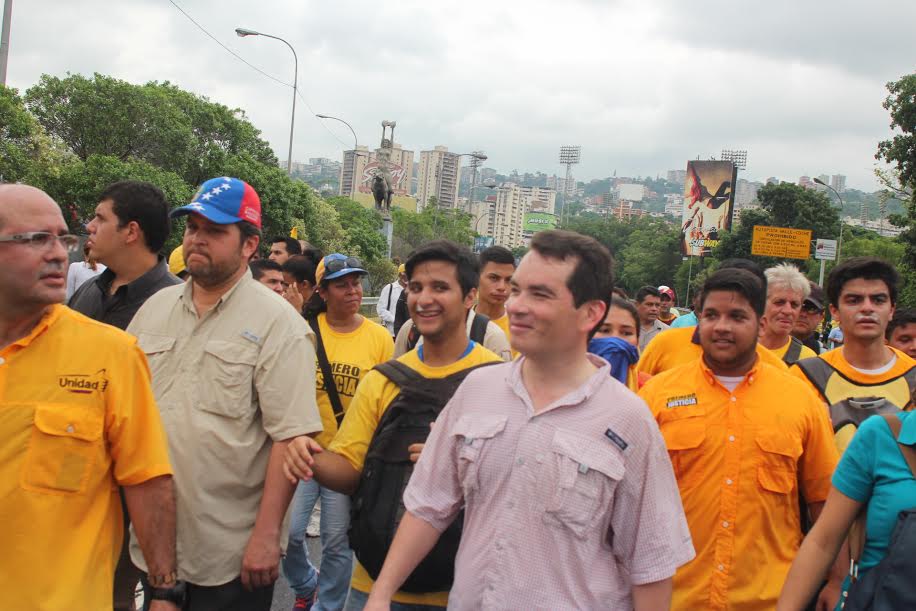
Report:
487,184,556,248
417,145,461,210
339,143,414,199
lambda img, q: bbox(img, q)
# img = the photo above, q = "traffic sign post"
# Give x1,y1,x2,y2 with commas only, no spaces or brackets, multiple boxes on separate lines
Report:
816,238,839,286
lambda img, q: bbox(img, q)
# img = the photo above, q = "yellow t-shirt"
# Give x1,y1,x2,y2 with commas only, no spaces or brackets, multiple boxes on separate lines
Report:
769,337,817,363
329,342,502,606
488,311,519,359
638,325,788,376
0,305,172,610
789,346,916,452
314,313,394,448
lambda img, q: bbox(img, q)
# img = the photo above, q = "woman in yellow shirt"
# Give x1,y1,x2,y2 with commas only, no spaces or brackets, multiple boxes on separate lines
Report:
283,253,394,610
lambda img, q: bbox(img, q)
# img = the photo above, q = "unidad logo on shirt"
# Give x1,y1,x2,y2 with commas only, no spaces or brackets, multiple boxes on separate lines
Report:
58,369,109,394
666,394,698,409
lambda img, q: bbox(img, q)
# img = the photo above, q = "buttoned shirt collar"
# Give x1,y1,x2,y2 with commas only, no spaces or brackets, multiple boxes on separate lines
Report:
95,257,172,302
179,268,252,315
5,304,62,352
508,353,613,416
697,353,761,390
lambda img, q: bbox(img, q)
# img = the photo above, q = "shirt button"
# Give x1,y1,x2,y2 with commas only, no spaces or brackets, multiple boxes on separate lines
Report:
507,501,515,509
722,521,730,528
66,424,75,433
726,479,733,485
730,396,737,402
728,435,736,442
718,564,725,572
516,457,524,466
0,356,5,365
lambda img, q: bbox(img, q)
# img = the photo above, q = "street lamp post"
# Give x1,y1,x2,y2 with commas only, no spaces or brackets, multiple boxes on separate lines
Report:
457,152,487,212
813,177,845,285
236,28,298,175
316,114,367,198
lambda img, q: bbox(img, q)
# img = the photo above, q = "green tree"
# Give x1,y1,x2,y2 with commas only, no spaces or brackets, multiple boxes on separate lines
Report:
326,196,387,263
391,206,474,259
617,219,684,293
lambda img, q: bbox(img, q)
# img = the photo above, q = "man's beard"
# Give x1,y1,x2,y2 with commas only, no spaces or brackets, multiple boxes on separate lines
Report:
188,251,242,288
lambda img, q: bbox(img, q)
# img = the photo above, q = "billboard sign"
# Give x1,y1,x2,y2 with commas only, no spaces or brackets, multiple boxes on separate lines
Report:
681,160,737,256
751,225,812,260
358,161,409,195
523,212,558,232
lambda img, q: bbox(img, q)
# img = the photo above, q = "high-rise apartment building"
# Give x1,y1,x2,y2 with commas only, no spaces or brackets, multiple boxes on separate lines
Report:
416,146,461,210
831,174,847,193
488,184,557,248
667,169,687,186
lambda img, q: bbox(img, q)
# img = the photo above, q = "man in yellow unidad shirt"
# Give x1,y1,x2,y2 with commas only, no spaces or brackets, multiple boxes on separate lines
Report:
283,240,502,609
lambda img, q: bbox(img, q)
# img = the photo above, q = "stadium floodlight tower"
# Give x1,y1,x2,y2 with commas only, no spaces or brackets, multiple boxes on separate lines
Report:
720,149,748,171
559,145,581,223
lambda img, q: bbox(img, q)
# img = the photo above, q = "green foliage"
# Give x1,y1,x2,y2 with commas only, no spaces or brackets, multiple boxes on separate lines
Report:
365,258,397,295
877,74,916,192
391,206,474,260
326,196,387,263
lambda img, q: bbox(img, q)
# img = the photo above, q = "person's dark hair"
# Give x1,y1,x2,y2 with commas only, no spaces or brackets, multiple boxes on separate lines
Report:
886,308,916,340
700,268,766,317
610,296,641,340
529,230,614,338
635,286,660,303
612,286,629,300
271,236,302,256
718,258,767,290
827,257,899,308
405,240,479,298
249,258,282,281
300,247,323,269
478,245,516,269
281,255,317,286
98,181,171,253
239,220,262,245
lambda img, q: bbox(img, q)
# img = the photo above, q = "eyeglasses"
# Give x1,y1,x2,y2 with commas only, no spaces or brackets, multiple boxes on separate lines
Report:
324,256,364,274
801,303,823,314
0,232,80,253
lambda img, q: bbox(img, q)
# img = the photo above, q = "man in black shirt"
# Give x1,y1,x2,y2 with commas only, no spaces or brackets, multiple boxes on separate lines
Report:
67,180,181,611
69,181,181,331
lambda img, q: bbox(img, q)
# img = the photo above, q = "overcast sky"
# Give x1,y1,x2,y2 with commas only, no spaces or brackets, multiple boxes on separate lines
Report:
7,0,915,191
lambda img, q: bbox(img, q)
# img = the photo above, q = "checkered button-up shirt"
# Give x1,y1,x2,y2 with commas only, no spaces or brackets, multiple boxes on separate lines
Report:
404,356,695,610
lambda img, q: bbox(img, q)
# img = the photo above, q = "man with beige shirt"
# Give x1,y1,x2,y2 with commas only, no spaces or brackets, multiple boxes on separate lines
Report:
127,177,323,610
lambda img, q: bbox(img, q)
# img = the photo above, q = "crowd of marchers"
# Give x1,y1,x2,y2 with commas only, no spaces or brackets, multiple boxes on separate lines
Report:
1,176,915,611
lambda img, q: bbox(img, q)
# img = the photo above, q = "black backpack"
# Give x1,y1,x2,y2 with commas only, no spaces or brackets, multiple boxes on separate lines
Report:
782,336,805,365
406,312,489,351
844,415,916,610
348,359,496,593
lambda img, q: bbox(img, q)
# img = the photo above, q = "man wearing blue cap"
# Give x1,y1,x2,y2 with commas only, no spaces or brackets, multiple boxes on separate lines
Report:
127,177,324,610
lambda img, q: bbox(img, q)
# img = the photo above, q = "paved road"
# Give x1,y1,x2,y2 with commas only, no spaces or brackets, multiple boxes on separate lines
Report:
271,536,324,610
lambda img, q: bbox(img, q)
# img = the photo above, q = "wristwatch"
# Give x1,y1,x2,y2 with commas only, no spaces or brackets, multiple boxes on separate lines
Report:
148,580,187,607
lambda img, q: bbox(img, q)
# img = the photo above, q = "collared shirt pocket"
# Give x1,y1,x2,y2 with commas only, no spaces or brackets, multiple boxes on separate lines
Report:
544,429,625,540
658,404,706,490
200,340,259,419
21,404,104,495
136,333,176,381
453,414,508,499
756,431,800,494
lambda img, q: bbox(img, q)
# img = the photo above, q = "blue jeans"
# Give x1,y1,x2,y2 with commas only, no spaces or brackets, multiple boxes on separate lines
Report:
344,588,446,611
283,480,353,611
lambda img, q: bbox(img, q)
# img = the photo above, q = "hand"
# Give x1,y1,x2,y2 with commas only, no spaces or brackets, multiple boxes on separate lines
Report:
149,601,181,611
363,594,392,611
284,283,303,312
283,436,323,484
816,577,843,611
408,421,435,463
241,530,281,591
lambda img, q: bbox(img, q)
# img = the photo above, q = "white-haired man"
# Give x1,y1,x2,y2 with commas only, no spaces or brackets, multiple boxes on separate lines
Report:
759,263,818,365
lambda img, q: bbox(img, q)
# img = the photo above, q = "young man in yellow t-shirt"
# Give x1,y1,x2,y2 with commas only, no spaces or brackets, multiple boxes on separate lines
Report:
474,245,515,349
284,240,501,610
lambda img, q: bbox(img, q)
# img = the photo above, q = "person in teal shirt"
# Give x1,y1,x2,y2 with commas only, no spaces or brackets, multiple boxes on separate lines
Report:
777,411,916,610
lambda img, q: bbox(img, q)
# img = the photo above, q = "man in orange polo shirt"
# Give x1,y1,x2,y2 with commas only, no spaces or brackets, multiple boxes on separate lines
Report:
639,268,838,610
0,185,178,610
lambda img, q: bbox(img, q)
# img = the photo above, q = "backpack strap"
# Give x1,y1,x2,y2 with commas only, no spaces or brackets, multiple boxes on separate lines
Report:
783,337,804,365
902,366,916,410
406,323,420,351
374,360,425,388
795,357,837,403
470,312,490,344
307,316,346,426
385,282,395,311
883,414,916,479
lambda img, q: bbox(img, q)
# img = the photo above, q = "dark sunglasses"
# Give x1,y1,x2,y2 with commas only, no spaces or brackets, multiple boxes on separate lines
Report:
801,303,823,313
324,256,364,274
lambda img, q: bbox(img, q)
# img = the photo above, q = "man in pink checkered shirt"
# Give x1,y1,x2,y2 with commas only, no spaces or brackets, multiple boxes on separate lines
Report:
364,230,695,610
